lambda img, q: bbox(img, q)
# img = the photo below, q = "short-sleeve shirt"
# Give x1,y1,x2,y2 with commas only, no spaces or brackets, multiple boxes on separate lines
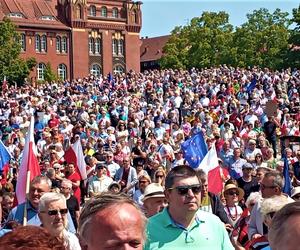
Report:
67,172,81,204
144,208,234,250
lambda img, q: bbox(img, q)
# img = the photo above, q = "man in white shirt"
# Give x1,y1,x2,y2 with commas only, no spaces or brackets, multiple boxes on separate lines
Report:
105,151,120,179
88,164,113,197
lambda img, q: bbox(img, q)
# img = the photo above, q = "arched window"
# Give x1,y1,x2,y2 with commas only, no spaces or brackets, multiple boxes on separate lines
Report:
113,65,124,74
131,10,138,23
61,37,67,53
41,35,47,52
118,39,124,56
89,38,94,54
100,7,107,17
20,33,26,51
56,36,61,52
35,35,41,51
58,64,67,80
112,8,118,18
37,63,46,80
95,38,101,54
112,39,118,55
76,5,82,19
90,64,101,77
89,5,96,16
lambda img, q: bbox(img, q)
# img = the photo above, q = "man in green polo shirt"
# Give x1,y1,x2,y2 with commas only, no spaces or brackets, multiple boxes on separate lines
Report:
144,165,234,250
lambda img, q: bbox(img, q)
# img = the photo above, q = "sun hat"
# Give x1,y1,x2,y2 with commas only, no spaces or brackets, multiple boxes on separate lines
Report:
223,184,245,201
142,183,165,202
291,187,300,198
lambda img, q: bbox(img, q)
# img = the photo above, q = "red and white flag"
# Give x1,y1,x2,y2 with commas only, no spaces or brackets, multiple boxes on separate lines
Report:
198,144,229,194
16,116,41,204
2,76,8,91
64,139,87,180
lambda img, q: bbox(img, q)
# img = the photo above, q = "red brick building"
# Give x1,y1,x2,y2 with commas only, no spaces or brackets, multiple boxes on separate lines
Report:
140,35,170,72
0,0,142,82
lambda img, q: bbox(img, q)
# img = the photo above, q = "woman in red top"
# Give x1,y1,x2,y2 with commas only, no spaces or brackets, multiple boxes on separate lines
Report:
65,163,81,205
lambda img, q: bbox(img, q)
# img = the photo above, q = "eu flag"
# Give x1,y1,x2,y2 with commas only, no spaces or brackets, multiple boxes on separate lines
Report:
0,140,11,172
246,77,257,94
283,157,292,196
181,132,208,169
107,72,112,83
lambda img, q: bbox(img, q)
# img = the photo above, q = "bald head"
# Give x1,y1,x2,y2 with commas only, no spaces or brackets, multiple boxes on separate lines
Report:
78,193,146,250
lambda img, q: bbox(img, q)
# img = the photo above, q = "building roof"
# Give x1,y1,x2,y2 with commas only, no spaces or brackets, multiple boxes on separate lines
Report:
140,35,170,62
0,0,69,30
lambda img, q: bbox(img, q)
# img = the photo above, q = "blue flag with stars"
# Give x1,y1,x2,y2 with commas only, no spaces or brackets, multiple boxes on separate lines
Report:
283,156,292,196
246,76,257,94
181,132,208,169
0,140,11,172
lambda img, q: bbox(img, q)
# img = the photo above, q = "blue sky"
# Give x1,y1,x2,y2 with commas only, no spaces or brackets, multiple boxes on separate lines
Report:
141,0,300,37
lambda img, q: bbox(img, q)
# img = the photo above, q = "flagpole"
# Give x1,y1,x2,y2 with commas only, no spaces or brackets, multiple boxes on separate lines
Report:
23,170,31,226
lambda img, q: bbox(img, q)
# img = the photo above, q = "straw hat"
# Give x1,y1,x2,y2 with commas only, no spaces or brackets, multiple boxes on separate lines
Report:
142,183,165,202
223,184,245,201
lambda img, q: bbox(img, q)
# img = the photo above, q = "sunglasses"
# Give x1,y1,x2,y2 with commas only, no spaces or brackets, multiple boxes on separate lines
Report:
293,194,300,200
45,208,68,216
226,191,239,196
156,175,164,178
169,184,201,196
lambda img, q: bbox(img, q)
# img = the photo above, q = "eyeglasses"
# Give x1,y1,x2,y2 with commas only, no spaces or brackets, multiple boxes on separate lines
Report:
293,194,300,200
226,191,239,196
43,208,68,216
168,184,201,196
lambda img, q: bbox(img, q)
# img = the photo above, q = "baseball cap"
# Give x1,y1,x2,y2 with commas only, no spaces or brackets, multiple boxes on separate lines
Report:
242,162,254,169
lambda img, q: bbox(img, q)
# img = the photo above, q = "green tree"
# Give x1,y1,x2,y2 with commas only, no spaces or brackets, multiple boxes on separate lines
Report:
44,62,58,83
285,5,300,69
0,18,36,85
160,11,234,69
233,8,290,69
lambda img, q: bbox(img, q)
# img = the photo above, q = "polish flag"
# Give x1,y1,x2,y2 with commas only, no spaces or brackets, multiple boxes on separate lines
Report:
64,139,87,180
198,144,229,194
16,116,41,204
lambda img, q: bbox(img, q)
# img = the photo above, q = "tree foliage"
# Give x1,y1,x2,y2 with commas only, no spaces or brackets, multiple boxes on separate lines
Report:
160,8,292,70
160,11,233,69
44,62,58,83
285,5,300,69
0,18,36,85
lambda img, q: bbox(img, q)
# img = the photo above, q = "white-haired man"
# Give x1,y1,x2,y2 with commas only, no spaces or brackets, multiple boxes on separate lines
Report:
60,179,80,230
38,192,81,250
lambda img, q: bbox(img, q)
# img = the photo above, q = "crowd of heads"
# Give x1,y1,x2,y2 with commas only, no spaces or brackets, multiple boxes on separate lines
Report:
0,66,299,248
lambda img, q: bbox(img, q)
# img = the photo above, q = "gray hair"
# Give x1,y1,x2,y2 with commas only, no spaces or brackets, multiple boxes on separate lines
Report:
78,192,147,242
269,202,300,249
46,168,55,178
31,176,52,189
264,171,284,189
61,179,72,189
245,192,261,208
38,192,66,212
260,195,293,221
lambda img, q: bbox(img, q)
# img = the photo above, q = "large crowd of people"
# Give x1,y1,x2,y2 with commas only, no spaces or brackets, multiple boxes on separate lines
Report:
0,66,300,249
